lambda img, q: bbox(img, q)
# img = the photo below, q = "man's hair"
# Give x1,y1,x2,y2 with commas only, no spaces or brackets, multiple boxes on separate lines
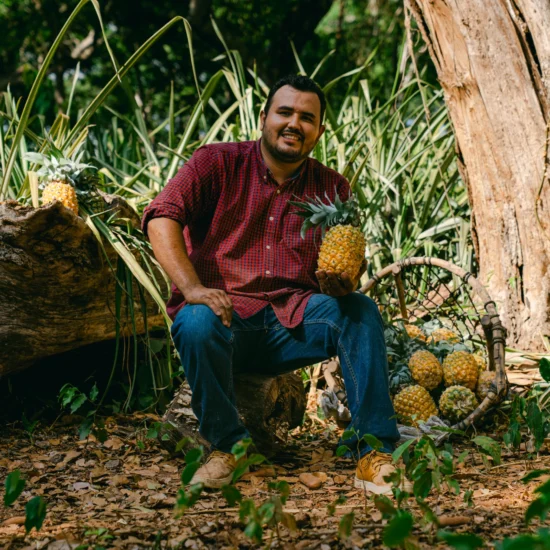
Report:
264,75,326,124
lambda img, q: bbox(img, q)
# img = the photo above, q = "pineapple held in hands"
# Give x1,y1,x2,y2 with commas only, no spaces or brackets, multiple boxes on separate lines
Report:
25,151,94,216
290,191,366,282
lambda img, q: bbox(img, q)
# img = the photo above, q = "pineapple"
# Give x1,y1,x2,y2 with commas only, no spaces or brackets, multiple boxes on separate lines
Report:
442,351,479,390
404,324,426,342
408,350,443,390
473,353,487,374
439,385,478,423
428,327,460,344
476,371,496,401
290,192,366,282
393,385,438,427
25,151,94,216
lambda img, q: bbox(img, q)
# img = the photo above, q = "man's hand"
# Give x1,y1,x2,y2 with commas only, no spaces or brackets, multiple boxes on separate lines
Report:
316,260,367,297
184,284,234,327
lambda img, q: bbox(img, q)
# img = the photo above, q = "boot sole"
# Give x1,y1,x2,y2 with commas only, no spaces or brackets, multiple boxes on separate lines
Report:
354,476,393,495
191,467,250,489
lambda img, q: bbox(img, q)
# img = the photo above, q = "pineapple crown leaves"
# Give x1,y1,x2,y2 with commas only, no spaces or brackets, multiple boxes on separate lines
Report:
289,188,363,239
25,147,96,189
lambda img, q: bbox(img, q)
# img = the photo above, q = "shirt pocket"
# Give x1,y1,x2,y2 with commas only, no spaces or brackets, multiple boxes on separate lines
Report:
281,217,321,278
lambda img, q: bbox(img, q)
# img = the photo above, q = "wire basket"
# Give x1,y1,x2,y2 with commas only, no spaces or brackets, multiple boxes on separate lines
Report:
359,256,508,431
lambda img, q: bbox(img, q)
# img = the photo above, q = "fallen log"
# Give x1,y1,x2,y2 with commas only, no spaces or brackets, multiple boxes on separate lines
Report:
160,372,307,457
0,198,165,377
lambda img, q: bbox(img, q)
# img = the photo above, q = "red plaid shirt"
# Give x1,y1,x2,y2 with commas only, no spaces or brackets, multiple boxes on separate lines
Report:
142,139,350,328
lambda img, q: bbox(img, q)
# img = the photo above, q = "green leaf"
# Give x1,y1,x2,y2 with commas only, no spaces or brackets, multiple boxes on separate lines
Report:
392,438,416,463
413,470,432,500
221,485,242,506
383,511,414,547
361,433,383,451
473,436,501,466
175,438,192,453
341,429,357,440
184,448,203,464
146,423,160,440
374,495,396,517
78,417,94,440
4,470,26,507
338,512,354,540
92,427,109,443
437,531,484,549
336,445,350,457
539,358,550,382
259,501,276,523
25,496,47,534
89,384,99,402
244,520,263,543
70,394,87,414
522,470,550,483
181,463,200,486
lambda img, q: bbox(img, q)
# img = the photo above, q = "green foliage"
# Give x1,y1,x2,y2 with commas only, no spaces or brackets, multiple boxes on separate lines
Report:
496,529,550,550
24,496,47,534
383,510,414,547
504,393,550,452
438,532,485,549
472,435,501,466
4,470,25,507
3,471,48,535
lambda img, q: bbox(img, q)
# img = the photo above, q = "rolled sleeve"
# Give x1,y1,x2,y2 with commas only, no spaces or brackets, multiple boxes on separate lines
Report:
141,146,218,237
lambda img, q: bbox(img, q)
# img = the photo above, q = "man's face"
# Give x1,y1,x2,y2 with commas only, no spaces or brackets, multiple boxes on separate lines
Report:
260,85,325,164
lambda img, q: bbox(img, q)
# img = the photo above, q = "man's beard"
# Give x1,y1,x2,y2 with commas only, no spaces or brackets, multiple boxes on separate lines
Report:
262,128,310,163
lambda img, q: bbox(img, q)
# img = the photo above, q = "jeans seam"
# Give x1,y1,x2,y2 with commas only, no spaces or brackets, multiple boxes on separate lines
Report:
302,319,360,402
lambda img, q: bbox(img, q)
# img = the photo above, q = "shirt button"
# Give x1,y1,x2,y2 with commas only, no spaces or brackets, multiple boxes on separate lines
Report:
269,216,274,221
276,190,281,194
266,245,271,250
265,270,271,275
264,176,267,180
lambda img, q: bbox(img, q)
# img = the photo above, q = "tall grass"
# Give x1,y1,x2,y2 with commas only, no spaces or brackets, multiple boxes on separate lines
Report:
0,12,471,409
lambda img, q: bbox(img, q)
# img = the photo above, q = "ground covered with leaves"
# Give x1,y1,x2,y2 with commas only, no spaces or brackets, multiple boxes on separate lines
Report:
1,407,550,550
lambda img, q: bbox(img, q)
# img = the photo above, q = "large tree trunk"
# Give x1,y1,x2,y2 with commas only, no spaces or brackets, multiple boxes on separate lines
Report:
0,198,165,376
407,0,550,350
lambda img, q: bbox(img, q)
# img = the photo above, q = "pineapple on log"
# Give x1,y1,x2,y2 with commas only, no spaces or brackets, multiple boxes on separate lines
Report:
290,191,366,283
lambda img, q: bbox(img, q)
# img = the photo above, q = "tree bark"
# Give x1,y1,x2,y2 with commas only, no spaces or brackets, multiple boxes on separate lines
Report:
407,0,550,350
0,198,165,377
160,372,307,457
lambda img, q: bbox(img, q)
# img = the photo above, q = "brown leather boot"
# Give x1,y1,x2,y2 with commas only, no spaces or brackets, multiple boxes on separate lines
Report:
189,450,238,488
354,451,412,495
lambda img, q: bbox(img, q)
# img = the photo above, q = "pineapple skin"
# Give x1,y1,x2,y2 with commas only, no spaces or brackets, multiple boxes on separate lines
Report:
439,385,478,422
393,385,438,427
408,350,443,390
42,180,78,215
317,224,366,281
442,351,479,391
405,324,426,341
428,327,460,344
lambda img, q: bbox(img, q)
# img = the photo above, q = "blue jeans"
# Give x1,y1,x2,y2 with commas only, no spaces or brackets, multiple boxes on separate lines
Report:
171,292,399,457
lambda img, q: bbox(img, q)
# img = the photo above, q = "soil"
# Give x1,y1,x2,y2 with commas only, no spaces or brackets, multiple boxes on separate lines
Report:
0,411,548,549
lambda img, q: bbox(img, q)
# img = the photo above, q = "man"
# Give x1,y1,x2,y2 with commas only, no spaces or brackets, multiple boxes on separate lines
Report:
142,75,401,494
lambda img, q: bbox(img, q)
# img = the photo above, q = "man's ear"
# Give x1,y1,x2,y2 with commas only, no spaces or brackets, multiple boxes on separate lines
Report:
315,124,326,144
259,110,266,130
